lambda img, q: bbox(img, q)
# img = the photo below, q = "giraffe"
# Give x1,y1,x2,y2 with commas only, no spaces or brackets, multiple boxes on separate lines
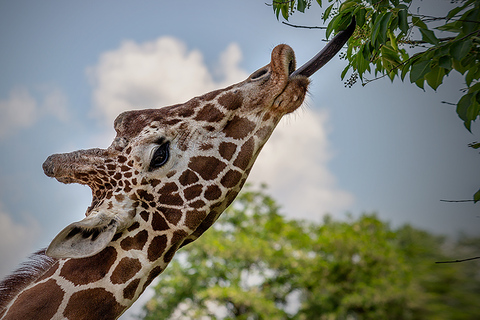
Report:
0,20,355,320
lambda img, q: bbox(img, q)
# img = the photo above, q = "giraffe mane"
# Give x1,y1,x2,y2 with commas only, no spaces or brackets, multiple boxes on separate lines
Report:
0,249,58,313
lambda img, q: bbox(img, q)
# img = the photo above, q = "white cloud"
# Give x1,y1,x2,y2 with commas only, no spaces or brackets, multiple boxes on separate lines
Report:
248,106,354,219
0,86,69,139
88,37,248,126
39,86,70,122
0,87,37,138
0,204,41,278
88,36,353,220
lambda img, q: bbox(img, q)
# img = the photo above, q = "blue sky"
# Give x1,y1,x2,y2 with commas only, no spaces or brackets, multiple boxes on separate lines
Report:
1,0,479,317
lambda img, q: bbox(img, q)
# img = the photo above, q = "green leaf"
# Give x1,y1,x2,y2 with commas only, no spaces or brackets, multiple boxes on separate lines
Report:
436,20,462,33
415,77,425,90
372,12,392,48
341,64,350,80
341,11,355,30
356,50,370,74
297,0,307,13
450,39,473,61
281,5,289,20
474,188,480,203
401,59,413,81
452,59,469,74
438,55,452,71
456,93,472,121
410,60,431,83
419,28,439,45
462,8,480,35
326,15,337,38
456,93,476,130
446,5,464,20
425,66,445,90
469,82,480,94
412,16,428,29
465,66,479,87
355,7,366,28
469,142,480,149
323,4,334,22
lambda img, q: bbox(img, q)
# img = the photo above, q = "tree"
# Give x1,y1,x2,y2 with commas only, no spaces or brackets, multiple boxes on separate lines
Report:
141,186,480,319
270,0,480,202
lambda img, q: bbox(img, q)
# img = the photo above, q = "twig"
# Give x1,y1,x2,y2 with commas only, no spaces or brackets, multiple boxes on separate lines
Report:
436,256,480,264
282,21,326,29
441,101,456,106
440,199,475,202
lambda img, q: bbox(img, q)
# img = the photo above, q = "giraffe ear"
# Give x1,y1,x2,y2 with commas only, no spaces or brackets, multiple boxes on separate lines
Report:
46,215,118,259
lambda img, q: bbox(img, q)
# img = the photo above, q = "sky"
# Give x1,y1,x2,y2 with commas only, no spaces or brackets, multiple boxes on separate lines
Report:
0,0,479,318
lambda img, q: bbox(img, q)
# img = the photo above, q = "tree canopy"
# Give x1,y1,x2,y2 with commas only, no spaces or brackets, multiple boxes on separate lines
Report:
141,186,480,319
271,0,480,202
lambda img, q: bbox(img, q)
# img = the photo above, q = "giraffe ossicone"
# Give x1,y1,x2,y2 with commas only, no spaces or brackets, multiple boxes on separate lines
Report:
1,20,355,320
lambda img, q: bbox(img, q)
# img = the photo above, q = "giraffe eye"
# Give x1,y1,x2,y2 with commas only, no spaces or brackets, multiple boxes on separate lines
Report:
149,141,170,170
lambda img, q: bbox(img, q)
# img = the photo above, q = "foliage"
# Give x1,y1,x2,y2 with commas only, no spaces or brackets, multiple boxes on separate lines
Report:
272,0,480,130
271,0,480,202
142,186,480,319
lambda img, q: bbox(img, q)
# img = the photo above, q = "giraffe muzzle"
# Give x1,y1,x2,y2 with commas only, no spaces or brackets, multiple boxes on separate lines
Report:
290,18,356,78
43,148,110,185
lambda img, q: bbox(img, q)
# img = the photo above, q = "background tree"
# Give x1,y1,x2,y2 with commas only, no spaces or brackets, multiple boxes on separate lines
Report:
271,0,480,202
142,186,480,319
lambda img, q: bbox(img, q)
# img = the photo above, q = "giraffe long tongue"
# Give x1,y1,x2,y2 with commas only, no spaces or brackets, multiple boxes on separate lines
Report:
290,18,356,78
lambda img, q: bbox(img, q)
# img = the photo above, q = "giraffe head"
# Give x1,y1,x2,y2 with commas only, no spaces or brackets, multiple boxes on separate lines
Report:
42,21,355,262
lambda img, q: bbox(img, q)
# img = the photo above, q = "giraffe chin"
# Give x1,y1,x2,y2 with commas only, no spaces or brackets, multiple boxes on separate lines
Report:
273,75,310,115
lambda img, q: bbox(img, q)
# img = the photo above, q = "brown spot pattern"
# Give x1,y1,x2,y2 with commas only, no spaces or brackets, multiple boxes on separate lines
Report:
223,116,256,140
158,182,179,194
143,266,163,291
163,230,188,263
184,184,203,201
179,169,199,186
219,142,237,161
195,103,224,122
184,210,207,230
137,190,154,202
3,279,64,320
63,288,124,320
158,192,183,206
188,156,226,181
120,230,148,251
60,247,117,286
151,213,169,231
218,91,243,110
221,170,243,188
110,257,142,284
140,211,149,222
160,207,183,225
127,222,140,232
123,278,140,300
233,137,255,170
148,235,168,261
205,185,222,200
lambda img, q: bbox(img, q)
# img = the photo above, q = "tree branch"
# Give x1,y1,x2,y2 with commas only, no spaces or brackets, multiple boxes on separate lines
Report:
436,256,480,264
282,21,326,29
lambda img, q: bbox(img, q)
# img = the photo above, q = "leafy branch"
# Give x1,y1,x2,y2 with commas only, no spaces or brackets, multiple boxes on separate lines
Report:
272,0,480,203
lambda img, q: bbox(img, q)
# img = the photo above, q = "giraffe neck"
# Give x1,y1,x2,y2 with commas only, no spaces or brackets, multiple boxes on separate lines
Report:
0,235,179,319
